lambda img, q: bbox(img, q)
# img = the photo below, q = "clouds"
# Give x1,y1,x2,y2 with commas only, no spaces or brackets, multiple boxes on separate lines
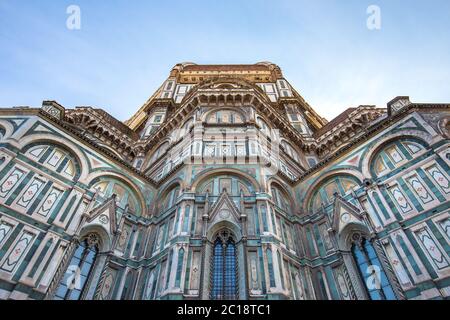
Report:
0,0,449,121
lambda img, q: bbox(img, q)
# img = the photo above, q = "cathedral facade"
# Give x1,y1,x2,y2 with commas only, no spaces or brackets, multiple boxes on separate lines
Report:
0,62,449,300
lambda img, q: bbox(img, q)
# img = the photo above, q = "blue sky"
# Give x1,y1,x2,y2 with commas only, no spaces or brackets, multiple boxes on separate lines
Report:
1,0,449,122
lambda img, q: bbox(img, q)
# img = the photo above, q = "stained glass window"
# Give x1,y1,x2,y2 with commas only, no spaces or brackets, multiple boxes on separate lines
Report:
54,237,98,300
163,185,180,211
210,232,238,300
271,185,291,213
351,236,397,300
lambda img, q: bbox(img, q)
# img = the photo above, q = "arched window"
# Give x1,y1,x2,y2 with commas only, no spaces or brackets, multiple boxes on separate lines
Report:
92,179,140,216
270,184,291,213
309,176,359,213
54,234,99,300
207,110,244,124
25,144,80,179
162,185,181,212
371,139,426,177
350,234,397,300
210,230,238,300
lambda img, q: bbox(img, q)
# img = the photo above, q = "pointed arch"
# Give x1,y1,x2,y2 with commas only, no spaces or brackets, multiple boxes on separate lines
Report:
155,180,183,215
302,170,363,213
209,228,239,300
267,178,295,215
87,173,146,217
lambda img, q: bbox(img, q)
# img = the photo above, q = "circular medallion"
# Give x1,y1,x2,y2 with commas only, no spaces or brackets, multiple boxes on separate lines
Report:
99,214,109,225
341,213,350,223
219,209,230,219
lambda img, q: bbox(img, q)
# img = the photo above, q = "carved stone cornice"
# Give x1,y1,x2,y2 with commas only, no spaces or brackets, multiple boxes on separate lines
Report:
313,106,386,157
65,107,138,160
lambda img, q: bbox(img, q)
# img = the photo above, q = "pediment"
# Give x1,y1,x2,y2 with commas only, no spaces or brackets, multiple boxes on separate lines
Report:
208,191,242,225
332,196,365,234
85,196,118,236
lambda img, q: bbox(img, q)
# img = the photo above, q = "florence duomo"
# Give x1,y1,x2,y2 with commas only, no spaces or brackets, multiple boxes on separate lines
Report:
0,62,449,301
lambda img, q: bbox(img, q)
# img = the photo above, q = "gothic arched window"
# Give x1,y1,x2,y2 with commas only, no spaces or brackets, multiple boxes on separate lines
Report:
210,230,238,300
164,185,180,211
350,234,397,300
270,184,291,213
54,235,99,300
